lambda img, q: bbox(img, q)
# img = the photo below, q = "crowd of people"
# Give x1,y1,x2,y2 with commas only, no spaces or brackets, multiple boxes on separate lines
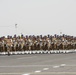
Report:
0,34,76,52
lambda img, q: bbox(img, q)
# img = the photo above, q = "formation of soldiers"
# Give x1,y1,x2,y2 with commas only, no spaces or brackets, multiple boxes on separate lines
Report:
0,34,76,52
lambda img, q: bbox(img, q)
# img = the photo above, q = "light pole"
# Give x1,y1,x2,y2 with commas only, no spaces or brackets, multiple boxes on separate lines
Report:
60,31,62,35
15,24,17,36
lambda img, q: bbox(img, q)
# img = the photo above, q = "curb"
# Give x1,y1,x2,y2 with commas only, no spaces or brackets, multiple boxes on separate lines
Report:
0,50,76,55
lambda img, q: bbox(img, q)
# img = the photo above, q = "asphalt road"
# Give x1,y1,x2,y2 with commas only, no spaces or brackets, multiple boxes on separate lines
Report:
0,53,76,75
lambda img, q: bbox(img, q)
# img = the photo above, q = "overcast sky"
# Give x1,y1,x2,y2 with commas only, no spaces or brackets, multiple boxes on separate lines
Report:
0,0,76,36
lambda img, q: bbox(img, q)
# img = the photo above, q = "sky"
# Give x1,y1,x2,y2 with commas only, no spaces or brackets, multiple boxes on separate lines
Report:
0,0,76,37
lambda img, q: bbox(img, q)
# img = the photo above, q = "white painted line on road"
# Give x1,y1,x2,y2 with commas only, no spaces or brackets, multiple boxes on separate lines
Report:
60,64,66,66
53,66,60,68
35,70,41,73
43,68,49,70
22,73,30,75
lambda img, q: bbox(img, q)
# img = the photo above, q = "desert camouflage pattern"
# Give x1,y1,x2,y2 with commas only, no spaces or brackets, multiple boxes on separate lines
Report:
0,34,76,52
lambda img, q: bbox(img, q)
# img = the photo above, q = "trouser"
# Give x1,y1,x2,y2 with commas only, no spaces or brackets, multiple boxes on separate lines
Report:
7,50,10,56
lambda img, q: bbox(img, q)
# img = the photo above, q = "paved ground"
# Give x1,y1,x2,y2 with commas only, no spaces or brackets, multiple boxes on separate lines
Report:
0,53,76,75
